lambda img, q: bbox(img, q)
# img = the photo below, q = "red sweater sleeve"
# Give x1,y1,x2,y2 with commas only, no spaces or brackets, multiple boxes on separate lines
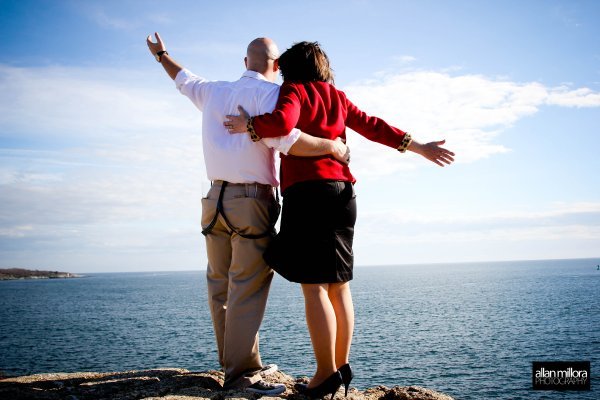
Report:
343,92,407,149
252,82,302,138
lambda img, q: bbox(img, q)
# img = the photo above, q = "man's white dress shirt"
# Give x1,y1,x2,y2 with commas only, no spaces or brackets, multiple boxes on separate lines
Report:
175,69,300,187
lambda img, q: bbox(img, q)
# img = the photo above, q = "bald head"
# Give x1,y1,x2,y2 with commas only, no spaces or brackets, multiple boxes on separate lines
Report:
245,38,279,81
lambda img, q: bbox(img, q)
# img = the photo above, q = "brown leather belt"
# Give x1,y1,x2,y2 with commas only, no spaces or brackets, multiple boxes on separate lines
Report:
202,181,279,239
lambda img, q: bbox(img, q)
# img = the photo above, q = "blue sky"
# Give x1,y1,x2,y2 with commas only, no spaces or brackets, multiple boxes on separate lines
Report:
1,0,599,272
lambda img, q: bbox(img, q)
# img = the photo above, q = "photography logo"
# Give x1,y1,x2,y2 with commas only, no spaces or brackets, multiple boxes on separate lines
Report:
532,361,590,390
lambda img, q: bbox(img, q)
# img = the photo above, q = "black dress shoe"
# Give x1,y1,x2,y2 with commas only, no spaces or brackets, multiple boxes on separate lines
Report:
296,371,342,399
338,364,353,397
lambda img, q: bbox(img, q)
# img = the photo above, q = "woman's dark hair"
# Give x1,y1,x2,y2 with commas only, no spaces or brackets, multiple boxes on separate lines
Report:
278,41,334,84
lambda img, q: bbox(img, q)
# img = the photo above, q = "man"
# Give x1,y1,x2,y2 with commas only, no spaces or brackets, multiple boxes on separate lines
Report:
146,33,348,395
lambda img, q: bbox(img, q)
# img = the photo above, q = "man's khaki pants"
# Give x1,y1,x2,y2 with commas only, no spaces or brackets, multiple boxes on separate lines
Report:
201,181,279,389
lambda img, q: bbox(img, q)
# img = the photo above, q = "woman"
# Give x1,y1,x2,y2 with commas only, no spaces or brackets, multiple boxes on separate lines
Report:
225,41,454,398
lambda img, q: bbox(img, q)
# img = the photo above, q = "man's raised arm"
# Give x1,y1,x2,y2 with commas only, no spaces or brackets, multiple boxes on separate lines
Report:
146,32,182,80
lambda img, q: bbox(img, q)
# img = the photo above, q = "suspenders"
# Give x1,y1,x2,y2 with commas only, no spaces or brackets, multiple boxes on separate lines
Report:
201,181,280,239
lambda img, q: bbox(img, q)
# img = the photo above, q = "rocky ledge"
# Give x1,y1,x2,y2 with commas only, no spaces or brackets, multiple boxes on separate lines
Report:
0,368,454,400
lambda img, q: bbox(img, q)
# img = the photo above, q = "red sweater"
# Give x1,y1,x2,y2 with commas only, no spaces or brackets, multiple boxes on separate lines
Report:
252,81,408,192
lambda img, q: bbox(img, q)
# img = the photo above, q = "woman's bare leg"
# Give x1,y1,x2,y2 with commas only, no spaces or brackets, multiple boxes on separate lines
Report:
301,283,338,387
328,282,354,368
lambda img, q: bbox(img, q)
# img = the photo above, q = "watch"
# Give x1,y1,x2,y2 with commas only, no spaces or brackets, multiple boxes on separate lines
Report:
155,50,168,62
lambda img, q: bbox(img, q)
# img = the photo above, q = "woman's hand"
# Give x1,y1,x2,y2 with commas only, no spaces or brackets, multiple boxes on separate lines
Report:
224,105,251,133
408,139,455,166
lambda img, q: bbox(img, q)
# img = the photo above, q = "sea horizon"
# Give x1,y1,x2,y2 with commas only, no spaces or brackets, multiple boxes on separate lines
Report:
27,256,598,275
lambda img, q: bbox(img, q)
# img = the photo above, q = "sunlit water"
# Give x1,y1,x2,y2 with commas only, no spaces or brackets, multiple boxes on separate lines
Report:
1,258,598,399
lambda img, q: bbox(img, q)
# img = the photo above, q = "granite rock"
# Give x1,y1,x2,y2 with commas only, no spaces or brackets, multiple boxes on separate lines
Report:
0,368,454,400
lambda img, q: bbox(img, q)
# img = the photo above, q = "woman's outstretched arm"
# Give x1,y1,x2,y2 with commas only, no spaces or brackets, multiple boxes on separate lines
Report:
344,95,454,166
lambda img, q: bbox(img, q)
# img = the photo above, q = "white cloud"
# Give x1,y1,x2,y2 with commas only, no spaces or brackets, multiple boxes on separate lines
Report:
365,225,600,245
363,201,600,226
341,71,600,176
357,201,600,243
546,86,600,107
0,65,198,140
354,202,600,265
0,225,33,239
0,64,210,269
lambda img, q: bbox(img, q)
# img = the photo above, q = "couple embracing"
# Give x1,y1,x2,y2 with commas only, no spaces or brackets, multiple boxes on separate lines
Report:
147,34,454,398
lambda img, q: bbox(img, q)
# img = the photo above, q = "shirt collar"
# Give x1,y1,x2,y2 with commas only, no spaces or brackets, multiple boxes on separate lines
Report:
242,70,271,82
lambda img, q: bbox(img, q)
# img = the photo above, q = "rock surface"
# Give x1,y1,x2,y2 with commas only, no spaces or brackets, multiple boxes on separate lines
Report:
0,368,454,400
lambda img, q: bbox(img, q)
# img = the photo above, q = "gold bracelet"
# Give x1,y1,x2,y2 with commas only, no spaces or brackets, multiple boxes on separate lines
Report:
397,133,412,153
247,117,261,142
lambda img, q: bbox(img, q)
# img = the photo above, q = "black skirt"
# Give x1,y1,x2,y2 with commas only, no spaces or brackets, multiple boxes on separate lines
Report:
264,180,357,283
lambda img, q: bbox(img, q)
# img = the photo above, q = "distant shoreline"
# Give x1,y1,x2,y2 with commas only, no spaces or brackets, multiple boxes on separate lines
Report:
0,268,82,281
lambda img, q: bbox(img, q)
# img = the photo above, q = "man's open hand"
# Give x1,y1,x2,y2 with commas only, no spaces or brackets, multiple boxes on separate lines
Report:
331,137,350,165
146,32,166,57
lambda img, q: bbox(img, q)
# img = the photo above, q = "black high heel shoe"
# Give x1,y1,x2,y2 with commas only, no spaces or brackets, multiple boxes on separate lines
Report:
295,371,342,399
338,364,353,397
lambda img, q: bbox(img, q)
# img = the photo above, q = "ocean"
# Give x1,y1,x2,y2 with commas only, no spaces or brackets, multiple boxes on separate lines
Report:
0,258,598,399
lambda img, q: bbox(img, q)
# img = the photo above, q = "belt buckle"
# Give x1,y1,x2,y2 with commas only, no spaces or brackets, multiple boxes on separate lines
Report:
243,182,262,198
244,183,257,198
